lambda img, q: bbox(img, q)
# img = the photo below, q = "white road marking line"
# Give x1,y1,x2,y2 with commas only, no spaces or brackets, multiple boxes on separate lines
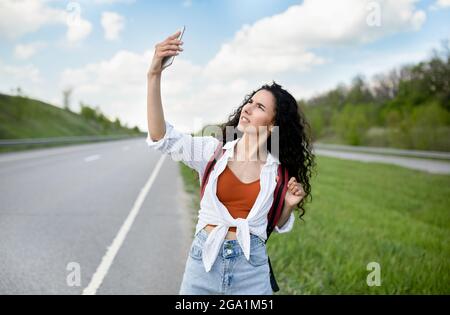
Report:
82,154,166,295
84,155,100,162
0,147,93,163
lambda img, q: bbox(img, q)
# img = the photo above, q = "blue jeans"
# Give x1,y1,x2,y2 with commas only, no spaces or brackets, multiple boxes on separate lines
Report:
179,228,273,295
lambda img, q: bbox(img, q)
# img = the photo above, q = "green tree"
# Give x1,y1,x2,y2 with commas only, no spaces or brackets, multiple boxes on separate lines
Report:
114,117,122,129
332,104,370,145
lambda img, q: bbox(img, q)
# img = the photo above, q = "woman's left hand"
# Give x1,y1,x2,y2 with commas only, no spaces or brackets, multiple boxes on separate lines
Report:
283,176,305,209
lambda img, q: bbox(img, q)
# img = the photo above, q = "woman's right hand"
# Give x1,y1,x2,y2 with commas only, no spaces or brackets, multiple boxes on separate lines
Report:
148,30,184,76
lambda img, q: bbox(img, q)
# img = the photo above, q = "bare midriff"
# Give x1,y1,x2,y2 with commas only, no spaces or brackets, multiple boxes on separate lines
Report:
204,224,238,240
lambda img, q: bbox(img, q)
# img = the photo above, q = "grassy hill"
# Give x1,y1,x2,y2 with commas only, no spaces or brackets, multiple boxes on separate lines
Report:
0,93,143,153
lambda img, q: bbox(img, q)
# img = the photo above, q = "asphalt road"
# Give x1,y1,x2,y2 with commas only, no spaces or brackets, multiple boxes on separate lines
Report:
314,148,450,174
0,138,193,294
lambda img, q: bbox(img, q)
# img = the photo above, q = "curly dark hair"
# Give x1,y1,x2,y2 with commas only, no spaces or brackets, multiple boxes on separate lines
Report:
215,81,316,220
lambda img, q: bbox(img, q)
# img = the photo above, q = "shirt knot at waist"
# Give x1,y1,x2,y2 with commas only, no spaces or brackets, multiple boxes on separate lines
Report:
197,228,264,257
201,219,252,272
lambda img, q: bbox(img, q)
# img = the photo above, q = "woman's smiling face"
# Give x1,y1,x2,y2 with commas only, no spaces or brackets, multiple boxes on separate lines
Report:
238,89,276,134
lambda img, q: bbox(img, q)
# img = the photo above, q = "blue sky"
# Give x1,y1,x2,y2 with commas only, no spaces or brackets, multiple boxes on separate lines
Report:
0,0,449,132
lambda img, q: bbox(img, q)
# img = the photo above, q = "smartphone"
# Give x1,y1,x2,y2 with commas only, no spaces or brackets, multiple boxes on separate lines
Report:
162,25,185,70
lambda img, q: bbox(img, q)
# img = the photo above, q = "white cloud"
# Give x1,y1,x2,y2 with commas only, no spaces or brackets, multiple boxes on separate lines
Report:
64,1,92,43
436,0,450,7
14,42,47,59
0,0,64,39
66,16,92,43
0,0,92,43
0,60,41,84
101,11,125,41
203,0,426,80
429,0,450,10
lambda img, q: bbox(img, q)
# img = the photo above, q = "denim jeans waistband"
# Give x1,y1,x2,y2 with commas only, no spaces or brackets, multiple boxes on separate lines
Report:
196,228,265,259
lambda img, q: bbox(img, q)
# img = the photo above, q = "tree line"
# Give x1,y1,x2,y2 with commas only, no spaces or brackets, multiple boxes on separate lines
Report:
301,40,450,151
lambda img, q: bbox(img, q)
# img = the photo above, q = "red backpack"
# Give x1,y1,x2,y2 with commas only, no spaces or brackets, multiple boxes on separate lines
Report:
199,141,290,292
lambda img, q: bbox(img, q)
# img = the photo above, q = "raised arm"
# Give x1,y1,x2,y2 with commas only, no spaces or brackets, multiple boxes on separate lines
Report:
146,30,184,141
145,31,219,179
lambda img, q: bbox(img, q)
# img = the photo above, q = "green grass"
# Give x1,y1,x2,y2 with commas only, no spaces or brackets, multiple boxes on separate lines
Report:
178,164,202,233
178,156,450,294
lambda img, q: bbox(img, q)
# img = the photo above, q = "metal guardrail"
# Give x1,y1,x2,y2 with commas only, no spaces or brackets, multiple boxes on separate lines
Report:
313,143,450,160
0,134,144,146
1,136,448,160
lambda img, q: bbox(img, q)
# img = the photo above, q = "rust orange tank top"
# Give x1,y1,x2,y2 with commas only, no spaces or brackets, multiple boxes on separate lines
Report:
207,164,261,233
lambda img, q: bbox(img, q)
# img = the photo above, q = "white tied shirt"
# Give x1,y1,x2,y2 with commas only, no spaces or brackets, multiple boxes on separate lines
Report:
146,120,295,272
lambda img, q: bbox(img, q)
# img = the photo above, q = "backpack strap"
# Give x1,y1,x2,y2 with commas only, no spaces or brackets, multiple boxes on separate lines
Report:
200,141,224,200
266,164,289,238
265,164,289,293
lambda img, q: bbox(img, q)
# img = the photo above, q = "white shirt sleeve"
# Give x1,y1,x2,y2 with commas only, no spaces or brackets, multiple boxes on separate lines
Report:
146,120,220,179
274,212,295,233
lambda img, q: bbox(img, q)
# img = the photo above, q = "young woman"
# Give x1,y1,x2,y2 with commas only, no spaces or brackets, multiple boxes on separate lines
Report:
146,30,315,295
